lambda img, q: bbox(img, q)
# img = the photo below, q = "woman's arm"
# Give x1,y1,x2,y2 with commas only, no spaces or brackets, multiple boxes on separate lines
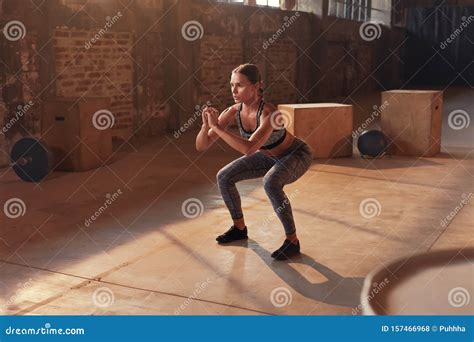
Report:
195,106,235,152
209,125,254,155
209,104,277,156
195,122,210,152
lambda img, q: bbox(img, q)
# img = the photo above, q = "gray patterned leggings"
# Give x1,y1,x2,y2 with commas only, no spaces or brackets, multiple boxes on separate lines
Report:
216,137,313,235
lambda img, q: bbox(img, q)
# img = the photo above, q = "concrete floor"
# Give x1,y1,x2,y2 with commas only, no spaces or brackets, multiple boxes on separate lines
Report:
0,88,472,315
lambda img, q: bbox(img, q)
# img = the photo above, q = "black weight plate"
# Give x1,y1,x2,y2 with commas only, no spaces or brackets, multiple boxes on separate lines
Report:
10,138,51,182
357,130,388,158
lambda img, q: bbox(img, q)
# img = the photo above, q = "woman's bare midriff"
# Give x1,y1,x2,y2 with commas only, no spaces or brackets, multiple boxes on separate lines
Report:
258,130,295,158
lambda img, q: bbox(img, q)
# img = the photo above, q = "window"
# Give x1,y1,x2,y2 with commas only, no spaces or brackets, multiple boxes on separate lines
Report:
256,0,280,7
216,0,280,7
216,0,244,4
391,0,406,27
328,0,371,21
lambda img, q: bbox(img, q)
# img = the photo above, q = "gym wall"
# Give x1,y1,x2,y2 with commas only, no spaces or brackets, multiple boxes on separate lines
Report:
0,0,405,168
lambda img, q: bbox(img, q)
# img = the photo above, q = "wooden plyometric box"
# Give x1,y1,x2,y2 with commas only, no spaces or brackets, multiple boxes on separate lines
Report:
277,103,353,158
42,97,113,171
381,90,443,157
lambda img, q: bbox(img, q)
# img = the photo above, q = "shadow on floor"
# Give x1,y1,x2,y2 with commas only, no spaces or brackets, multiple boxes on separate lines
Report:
247,239,364,308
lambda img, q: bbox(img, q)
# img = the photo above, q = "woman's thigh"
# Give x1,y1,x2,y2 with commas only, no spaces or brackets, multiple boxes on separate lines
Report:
217,151,276,183
264,144,313,186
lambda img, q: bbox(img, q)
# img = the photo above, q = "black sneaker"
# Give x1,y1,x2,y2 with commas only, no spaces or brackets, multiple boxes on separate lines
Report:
216,225,248,243
271,239,301,260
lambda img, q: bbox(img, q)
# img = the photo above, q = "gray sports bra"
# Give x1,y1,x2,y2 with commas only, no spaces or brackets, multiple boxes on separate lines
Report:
235,99,286,150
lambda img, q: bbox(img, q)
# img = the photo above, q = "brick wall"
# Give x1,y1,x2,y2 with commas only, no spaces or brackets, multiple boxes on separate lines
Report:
193,2,309,116
0,0,43,167
132,31,168,137
261,39,299,104
198,36,243,109
0,0,407,169
316,17,393,100
53,29,134,139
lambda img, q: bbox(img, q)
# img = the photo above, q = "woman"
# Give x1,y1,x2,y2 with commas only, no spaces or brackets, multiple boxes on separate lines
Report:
195,63,313,260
